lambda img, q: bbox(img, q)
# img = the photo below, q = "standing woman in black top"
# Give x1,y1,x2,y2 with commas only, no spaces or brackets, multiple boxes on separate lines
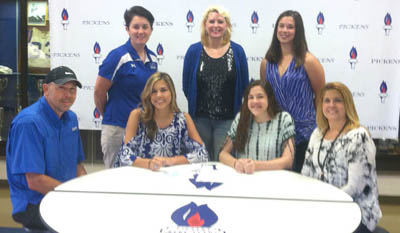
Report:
183,6,249,161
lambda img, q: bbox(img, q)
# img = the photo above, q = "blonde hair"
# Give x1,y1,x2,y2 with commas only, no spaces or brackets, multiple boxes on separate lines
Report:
200,6,232,47
316,82,360,133
140,72,180,139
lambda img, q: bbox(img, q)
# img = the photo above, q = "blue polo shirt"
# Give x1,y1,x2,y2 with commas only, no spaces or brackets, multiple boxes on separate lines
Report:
98,39,158,128
6,96,85,215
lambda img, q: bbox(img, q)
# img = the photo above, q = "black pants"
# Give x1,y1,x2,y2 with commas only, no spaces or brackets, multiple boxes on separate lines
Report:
12,203,48,231
293,140,309,173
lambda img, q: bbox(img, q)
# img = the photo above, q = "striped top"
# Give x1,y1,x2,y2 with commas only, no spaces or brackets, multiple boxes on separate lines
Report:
266,58,316,144
227,111,295,161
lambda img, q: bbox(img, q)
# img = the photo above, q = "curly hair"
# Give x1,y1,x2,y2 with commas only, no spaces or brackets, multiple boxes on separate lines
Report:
140,72,180,140
234,80,281,152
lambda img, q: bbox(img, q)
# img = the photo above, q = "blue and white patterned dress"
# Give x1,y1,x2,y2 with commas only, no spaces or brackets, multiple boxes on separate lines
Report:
113,112,208,167
266,58,316,144
302,127,382,231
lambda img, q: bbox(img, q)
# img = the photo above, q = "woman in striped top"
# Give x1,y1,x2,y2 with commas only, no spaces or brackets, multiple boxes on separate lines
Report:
260,10,325,173
219,80,295,174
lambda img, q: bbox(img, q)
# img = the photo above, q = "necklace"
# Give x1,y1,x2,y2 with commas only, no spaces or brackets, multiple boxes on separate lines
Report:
317,122,347,181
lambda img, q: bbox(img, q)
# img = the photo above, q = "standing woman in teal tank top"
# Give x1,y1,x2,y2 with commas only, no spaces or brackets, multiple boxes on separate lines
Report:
260,10,325,173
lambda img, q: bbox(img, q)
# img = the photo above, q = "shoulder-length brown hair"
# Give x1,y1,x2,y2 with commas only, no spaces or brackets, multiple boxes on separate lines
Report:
234,80,281,152
264,10,308,68
200,6,232,47
140,72,180,140
316,82,360,133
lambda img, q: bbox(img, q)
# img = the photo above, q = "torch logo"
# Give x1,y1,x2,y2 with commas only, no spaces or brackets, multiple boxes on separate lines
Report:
156,43,164,65
186,10,195,32
61,8,69,30
93,108,101,128
250,11,259,34
316,12,325,35
383,13,392,36
348,47,358,69
93,42,102,64
379,81,388,103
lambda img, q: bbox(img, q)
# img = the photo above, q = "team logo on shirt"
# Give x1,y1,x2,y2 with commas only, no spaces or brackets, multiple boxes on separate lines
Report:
250,11,259,34
93,108,101,128
379,81,388,103
383,13,392,36
93,42,102,64
156,43,165,65
186,10,195,32
61,8,70,30
348,46,358,69
316,12,325,35
160,202,225,232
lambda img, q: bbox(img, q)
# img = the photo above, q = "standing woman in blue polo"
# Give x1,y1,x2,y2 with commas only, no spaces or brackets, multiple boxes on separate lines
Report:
94,6,158,168
260,10,325,172
183,6,249,161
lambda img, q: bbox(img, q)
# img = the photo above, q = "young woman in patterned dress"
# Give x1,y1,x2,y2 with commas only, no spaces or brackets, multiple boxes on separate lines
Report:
114,72,208,170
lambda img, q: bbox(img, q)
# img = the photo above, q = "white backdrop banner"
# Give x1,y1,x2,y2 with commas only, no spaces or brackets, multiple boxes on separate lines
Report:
49,0,400,139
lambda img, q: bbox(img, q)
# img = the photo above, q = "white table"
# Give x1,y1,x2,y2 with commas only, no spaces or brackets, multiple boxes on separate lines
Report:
40,163,361,233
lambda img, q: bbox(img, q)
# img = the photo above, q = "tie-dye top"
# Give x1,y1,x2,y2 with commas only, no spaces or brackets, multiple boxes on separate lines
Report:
227,111,295,161
113,112,208,167
301,127,382,231
266,58,316,144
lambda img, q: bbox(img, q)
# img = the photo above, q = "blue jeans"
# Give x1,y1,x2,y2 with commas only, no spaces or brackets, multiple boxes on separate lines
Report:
193,117,233,161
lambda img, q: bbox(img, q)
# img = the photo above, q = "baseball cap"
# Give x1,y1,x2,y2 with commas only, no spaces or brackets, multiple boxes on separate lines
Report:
45,66,82,88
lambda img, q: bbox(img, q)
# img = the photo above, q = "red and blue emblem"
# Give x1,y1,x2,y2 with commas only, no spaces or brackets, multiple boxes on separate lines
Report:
93,42,102,64
316,12,325,35
186,10,195,32
61,8,69,30
156,43,164,65
379,81,388,103
383,13,392,36
348,46,358,69
250,11,259,34
93,108,101,128
171,202,218,227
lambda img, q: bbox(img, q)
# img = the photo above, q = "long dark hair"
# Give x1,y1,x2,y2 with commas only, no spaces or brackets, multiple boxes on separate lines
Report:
265,10,308,68
234,80,281,152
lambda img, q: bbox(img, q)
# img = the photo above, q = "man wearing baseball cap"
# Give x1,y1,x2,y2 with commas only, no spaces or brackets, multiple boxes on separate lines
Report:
6,66,86,231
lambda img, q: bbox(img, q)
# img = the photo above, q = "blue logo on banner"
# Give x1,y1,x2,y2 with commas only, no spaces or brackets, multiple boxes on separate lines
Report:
379,81,388,103
156,43,164,65
93,108,101,128
250,11,259,34
316,12,325,35
348,46,358,69
186,10,195,32
383,13,392,36
93,42,102,64
61,8,69,30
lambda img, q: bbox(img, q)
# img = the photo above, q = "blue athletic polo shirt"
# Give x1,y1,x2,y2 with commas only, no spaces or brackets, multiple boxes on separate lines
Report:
98,39,158,128
6,96,85,215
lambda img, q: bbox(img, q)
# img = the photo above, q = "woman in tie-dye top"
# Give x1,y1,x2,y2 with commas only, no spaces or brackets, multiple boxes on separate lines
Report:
260,10,325,173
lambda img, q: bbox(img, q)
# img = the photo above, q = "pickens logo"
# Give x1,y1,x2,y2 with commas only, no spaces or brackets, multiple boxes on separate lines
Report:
250,11,259,34
160,202,226,233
